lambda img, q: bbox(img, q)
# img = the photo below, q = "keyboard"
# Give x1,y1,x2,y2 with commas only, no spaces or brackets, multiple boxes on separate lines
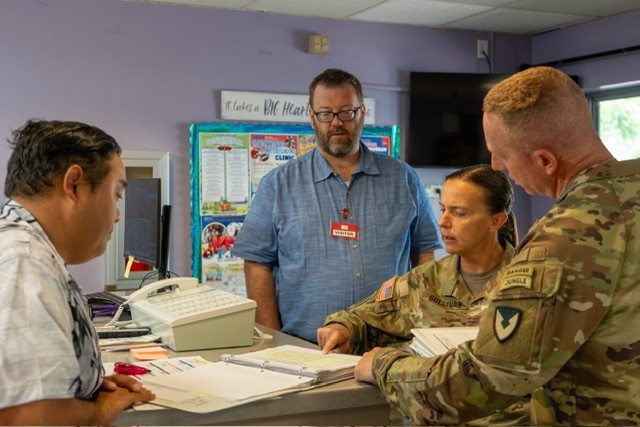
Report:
95,325,151,339
86,291,127,306
146,287,249,319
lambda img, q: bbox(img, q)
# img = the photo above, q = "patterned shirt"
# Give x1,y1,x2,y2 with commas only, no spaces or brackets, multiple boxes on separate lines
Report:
232,143,442,342
0,199,102,408
372,158,640,425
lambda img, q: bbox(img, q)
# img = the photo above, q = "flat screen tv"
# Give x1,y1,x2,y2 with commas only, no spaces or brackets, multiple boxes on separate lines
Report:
407,72,510,168
123,178,172,280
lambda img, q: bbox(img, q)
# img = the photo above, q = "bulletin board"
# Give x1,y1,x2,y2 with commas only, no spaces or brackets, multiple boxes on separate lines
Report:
189,122,400,295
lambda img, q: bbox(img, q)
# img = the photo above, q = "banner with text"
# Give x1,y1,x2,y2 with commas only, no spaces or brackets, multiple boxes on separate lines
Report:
221,90,375,124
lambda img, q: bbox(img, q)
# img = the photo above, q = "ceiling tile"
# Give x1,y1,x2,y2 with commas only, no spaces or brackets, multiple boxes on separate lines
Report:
350,0,492,26
244,0,386,19
123,0,640,35
443,8,589,34
507,0,640,17
136,0,254,7
436,0,516,6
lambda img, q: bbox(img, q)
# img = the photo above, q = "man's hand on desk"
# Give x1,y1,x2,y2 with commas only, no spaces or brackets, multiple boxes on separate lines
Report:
354,347,383,385
317,323,351,354
96,375,156,424
102,373,148,393
0,378,155,426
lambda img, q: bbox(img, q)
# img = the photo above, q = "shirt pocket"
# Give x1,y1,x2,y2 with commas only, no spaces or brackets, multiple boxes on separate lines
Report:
367,201,416,253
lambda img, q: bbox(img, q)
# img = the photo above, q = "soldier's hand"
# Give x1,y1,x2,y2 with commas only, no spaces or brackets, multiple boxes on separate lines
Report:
317,323,351,354
355,347,382,385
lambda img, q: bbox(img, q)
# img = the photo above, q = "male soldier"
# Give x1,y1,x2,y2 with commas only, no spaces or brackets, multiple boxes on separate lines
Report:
354,66,640,425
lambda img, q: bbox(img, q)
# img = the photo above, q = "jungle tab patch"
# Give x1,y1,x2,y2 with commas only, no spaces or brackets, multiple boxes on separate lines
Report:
502,266,534,290
377,276,397,302
494,307,521,342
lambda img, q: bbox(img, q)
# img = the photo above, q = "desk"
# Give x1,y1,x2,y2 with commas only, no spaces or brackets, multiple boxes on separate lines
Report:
105,325,390,426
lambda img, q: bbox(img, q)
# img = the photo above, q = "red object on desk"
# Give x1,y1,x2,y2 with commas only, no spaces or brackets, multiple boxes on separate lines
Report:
114,361,150,375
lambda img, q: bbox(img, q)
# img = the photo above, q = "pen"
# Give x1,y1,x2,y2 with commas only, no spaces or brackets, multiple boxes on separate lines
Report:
113,361,150,376
179,359,194,368
149,361,170,374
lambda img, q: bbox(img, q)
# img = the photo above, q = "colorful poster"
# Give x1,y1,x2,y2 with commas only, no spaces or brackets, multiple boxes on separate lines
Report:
200,215,246,296
199,133,250,215
189,122,400,286
361,135,391,155
250,134,297,195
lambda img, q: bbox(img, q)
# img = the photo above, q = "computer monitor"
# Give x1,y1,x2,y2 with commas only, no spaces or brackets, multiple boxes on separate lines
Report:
123,178,171,279
158,204,172,280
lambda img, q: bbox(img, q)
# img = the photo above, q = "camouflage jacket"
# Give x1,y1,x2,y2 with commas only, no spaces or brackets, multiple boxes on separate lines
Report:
324,244,515,355
372,158,640,425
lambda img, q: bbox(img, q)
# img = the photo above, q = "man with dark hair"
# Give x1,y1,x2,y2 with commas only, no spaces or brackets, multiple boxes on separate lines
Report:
0,119,155,425
233,69,442,342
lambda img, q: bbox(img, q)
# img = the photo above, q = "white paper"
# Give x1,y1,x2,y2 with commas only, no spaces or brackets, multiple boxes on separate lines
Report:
142,361,312,401
410,327,479,357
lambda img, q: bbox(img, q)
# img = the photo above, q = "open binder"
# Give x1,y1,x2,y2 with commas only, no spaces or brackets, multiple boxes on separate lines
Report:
106,345,360,414
220,344,361,384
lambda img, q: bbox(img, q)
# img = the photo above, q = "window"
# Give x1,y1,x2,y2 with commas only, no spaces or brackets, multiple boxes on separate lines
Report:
589,85,640,161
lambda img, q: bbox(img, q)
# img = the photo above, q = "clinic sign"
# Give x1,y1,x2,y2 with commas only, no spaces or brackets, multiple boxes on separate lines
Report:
221,90,375,124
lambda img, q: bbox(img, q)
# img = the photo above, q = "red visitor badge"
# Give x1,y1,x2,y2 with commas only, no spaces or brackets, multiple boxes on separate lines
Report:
330,222,359,240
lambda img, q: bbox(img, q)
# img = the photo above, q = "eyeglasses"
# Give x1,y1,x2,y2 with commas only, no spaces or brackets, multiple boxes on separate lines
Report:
310,105,364,123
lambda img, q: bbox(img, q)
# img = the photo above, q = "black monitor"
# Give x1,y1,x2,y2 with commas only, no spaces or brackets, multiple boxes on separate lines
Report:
407,72,510,168
158,204,172,280
123,179,171,280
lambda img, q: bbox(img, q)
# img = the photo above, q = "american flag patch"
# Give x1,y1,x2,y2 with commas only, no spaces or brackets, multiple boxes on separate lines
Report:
377,276,397,302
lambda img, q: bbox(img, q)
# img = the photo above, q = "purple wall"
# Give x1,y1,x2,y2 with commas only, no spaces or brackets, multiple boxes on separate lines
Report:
0,0,635,292
532,9,640,91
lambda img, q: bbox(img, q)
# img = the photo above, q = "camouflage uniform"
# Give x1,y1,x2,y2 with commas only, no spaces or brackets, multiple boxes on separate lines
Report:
324,244,515,354
324,244,528,424
371,158,640,425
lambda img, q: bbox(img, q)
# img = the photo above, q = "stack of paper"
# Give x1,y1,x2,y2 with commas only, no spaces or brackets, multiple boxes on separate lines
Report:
99,334,161,351
220,344,361,383
410,327,479,357
103,345,361,414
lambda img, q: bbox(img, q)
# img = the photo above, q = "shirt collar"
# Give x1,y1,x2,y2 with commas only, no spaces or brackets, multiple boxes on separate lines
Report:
558,158,638,202
440,243,516,299
312,142,380,183
1,198,60,259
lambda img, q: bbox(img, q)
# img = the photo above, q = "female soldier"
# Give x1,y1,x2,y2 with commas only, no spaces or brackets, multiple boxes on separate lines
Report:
317,164,525,425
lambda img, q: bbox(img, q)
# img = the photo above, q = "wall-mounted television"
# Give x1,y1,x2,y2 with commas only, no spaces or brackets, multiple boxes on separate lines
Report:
407,72,510,168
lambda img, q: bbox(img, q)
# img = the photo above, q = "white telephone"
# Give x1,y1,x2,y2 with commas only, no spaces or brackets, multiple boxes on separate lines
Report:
128,276,199,302
128,277,257,351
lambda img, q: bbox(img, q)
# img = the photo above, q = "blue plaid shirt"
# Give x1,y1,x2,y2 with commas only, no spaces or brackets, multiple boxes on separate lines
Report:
232,143,442,342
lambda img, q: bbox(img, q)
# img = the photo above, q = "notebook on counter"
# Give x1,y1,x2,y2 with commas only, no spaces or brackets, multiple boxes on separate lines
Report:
105,345,360,414
220,344,361,384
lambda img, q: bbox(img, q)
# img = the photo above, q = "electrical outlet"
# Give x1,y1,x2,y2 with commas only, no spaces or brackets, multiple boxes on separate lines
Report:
477,39,488,59
308,35,329,55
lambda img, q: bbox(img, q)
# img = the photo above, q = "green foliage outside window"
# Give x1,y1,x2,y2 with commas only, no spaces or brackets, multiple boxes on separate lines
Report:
598,96,640,160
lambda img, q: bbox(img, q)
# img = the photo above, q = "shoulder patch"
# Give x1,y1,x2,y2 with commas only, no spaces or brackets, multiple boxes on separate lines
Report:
502,266,534,290
396,276,410,297
494,307,521,342
377,276,397,302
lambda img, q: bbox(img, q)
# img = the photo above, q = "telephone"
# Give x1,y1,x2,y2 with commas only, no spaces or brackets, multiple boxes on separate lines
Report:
128,277,257,351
